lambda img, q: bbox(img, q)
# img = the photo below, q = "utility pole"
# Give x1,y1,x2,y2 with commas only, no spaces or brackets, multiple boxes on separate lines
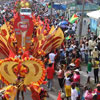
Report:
75,0,77,13
50,0,53,21
79,0,85,43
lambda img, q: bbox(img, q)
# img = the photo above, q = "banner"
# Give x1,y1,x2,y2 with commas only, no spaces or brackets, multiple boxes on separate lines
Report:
90,18,97,32
14,15,34,51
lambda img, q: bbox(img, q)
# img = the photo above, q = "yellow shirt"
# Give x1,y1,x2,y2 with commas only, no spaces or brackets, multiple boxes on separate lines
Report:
94,61,99,69
91,50,99,58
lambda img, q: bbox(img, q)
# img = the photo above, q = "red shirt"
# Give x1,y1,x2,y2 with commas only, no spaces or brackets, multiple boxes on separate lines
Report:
46,66,55,79
94,89,100,100
75,58,80,68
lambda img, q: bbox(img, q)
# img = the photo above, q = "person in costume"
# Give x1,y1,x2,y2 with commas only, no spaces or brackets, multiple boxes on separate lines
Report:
15,63,28,100
30,83,48,100
16,75,26,100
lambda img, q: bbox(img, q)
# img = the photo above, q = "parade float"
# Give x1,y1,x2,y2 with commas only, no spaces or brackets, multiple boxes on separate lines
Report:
0,0,64,100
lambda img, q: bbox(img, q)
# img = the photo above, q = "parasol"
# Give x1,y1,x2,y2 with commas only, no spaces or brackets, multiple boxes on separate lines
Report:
59,20,68,25
60,25,67,28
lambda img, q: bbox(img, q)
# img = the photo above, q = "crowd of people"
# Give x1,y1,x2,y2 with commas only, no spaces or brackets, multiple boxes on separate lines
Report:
0,1,16,26
45,31,100,100
42,5,100,100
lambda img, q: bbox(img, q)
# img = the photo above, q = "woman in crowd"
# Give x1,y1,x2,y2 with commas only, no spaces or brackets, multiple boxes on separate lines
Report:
84,87,93,100
64,71,72,100
93,58,99,83
73,69,80,84
56,65,64,90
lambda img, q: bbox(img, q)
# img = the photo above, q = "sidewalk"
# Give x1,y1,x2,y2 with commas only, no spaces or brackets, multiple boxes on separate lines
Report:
80,64,100,90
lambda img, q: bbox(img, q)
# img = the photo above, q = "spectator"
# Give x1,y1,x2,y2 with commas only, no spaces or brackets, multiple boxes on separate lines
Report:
49,50,56,64
84,87,93,100
73,69,80,84
85,50,88,64
46,63,55,91
64,71,72,100
75,56,81,70
56,65,64,90
88,38,94,56
71,83,78,100
60,49,66,64
93,58,99,83
87,59,92,84
93,84,100,100
91,46,99,63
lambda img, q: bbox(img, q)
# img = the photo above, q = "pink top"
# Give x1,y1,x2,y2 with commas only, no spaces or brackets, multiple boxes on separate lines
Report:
73,74,80,83
84,90,93,100
57,70,64,78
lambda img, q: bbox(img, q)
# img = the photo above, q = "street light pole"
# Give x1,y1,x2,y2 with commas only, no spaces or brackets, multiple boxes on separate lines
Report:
79,0,85,43
50,0,53,21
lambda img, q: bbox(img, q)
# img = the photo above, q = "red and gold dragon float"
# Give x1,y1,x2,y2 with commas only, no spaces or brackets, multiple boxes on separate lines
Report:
0,0,64,100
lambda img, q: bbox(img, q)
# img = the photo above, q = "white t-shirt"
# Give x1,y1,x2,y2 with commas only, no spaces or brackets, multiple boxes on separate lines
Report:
65,77,71,86
49,53,56,63
73,23,76,27
72,26,76,31
71,88,78,100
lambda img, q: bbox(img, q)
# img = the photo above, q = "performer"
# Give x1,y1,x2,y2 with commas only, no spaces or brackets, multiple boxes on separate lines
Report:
16,74,26,100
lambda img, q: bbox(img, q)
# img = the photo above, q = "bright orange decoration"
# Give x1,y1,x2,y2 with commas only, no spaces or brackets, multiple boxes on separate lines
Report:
0,58,46,85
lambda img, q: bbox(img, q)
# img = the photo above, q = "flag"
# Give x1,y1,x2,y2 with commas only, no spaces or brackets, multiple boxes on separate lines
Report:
69,14,78,24
66,35,71,40
57,91,62,100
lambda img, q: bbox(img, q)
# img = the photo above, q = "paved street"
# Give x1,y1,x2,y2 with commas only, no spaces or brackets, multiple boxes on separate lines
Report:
47,65,100,99
14,64,100,100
